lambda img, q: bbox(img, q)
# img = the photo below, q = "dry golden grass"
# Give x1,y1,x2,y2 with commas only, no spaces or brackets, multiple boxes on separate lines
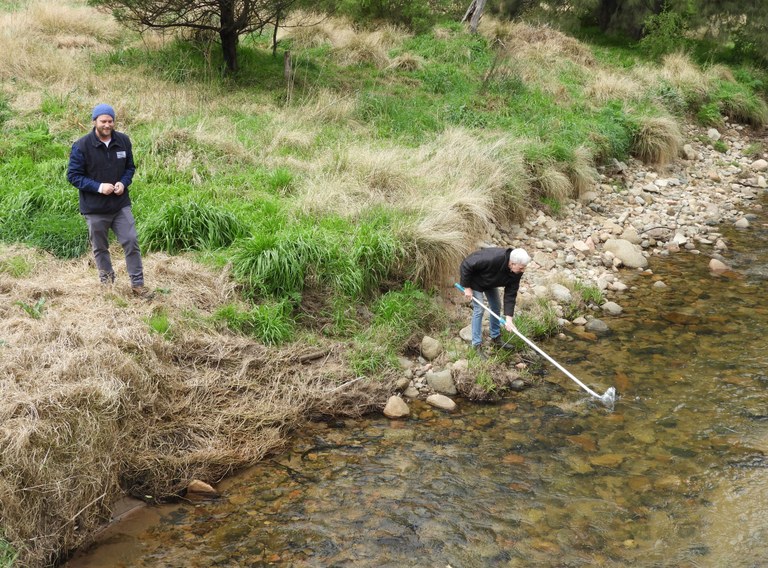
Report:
0,246,388,567
387,53,426,71
293,128,530,287
535,163,573,202
585,70,643,103
481,19,596,68
279,12,409,69
632,115,684,165
567,146,598,197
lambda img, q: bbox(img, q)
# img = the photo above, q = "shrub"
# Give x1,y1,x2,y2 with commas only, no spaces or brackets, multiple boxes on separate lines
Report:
639,7,692,59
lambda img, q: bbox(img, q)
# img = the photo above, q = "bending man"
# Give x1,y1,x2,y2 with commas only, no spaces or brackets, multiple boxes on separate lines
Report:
459,247,531,358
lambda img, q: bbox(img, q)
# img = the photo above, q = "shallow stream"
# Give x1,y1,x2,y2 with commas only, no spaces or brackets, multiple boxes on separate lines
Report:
66,200,768,567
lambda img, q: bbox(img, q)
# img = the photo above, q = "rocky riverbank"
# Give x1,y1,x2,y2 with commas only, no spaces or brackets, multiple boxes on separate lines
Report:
385,121,767,415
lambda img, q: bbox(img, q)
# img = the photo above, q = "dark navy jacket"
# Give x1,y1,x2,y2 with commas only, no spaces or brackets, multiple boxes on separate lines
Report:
67,128,135,215
460,247,523,316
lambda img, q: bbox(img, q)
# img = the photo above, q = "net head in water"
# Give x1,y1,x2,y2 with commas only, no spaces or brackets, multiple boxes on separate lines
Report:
601,387,617,410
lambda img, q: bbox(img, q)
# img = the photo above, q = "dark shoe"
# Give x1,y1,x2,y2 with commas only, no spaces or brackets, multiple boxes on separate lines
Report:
471,344,488,360
131,285,155,300
491,336,514,350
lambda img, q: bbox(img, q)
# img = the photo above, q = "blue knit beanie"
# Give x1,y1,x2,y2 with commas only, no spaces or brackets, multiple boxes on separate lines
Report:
91,103,115,120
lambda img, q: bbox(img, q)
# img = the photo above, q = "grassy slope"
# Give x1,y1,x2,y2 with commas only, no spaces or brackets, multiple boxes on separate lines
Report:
1,2,767,567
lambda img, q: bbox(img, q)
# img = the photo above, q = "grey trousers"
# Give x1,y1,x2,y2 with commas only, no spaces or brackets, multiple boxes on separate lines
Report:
85,206,144,287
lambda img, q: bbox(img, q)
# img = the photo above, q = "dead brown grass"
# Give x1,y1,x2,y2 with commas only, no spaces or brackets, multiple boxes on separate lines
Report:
481,19,596,68
632,115,684,165
0,246,390,568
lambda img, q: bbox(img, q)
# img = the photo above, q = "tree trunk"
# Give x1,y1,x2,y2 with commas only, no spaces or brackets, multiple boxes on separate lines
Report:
596,0,618,33
219,0,239,72
462,0,487,34
220,29,239,72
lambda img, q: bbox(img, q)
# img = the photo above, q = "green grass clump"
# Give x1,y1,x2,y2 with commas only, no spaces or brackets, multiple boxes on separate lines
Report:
230,215,403,301
213,301,295,345
146,309,173,340
350,282,444,376
140,200,246,254
0,254,32,277
0,537,17,568
574,281,604,306
713,80,768,127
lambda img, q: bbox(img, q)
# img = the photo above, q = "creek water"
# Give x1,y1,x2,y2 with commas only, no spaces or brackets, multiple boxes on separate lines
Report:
66,201,768,568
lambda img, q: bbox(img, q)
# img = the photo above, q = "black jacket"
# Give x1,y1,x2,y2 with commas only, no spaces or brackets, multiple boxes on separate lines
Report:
460,247,523,316
67,128,135,215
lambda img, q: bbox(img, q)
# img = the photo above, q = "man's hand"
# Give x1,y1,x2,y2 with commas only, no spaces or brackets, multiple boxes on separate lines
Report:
114,182,125,195
99,183,115,195
464,287,473,299
505,319,516,332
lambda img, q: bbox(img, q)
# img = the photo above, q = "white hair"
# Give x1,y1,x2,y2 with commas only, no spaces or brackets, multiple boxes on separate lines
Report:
509,248,531,265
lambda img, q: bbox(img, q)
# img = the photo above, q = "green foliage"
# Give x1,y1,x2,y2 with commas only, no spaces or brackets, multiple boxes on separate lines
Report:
639,5,691,59
349,282,443,376
0,93,11,126
15,297,46,319
713,139,728,153
0,536,16,568
539,196,563,216
574,281,604,306
475,368,497,393
140,200,246,254
334,0,462,33
213,300,295,345
712,80,768,128
373,281,439,333
696,101,723,127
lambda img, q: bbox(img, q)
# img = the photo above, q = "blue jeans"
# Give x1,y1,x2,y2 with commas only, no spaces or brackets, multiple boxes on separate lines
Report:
472,288,501,346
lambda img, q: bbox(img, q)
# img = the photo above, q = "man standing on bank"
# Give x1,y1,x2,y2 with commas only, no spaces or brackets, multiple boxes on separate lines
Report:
67,103,152,298
459,247,532,358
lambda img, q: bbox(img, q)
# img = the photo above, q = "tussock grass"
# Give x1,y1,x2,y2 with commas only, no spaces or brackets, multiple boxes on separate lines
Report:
534,163,573,203
632,115,684,165
585,70,643,103
387,53,426,71
140,200,246,254
482,20,596,68
567,146,598,197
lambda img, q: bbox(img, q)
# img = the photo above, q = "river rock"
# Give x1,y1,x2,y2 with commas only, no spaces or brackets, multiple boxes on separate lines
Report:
187,479,219,497
734,217,750,228
426,369,456,395
601,301,623,315
709,258,730,272
603,239,648,269
420,335,442,361
585,318,609,334
383,395,410,418
426,393,457,411
403,386,420,398
549,283,572,303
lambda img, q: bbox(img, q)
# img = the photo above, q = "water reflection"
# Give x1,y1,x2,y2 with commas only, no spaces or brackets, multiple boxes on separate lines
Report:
66,204,768,567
